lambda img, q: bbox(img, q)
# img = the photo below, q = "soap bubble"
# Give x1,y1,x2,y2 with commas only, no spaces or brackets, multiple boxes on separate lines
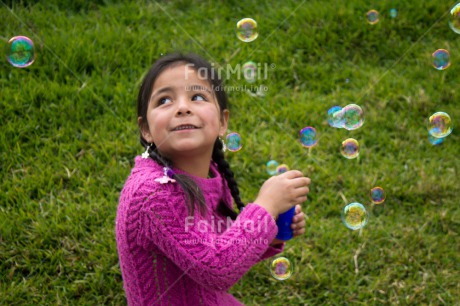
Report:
299,127,318,148
327,106,344,128
342,202,369,230
428,134,445,145
428,112,452,138
266,160,279,176
342,104,364,130
276,164,289,174
242,61,257,83
269,257,293,280
6,36,35,68
370,187,385,204
341,138,359,159
390,8,398,18
236,18,258,42
226,132,242,152
449,3,460,34
432,49,450,70
366,10,379,25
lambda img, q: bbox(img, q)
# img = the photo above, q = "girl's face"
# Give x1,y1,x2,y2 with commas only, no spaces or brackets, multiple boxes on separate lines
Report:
140,64,229,161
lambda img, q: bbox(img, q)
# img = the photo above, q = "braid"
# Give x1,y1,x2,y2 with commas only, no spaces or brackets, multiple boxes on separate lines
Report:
212,138,245,220
142,140,207,217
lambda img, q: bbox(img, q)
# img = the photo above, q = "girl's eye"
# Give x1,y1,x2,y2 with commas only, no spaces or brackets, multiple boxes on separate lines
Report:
158,97,172,105
192,94,207,101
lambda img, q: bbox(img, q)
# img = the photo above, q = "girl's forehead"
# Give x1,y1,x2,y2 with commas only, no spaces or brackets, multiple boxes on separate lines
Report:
152,64,212,91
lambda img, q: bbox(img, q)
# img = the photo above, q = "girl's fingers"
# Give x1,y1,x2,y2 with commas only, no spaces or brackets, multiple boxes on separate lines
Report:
293,228,305,236
280,169,310,183
291,219,306,229
282,170,304,179
293,186,309,198
292,209,306,236
295,204,301,214
292,212,305,223
293,196,307,205
292,177,311,188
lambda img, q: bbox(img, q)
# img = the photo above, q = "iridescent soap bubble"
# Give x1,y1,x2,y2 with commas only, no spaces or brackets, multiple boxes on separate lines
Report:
366,10,379,25
428,112,452,138
370,187,385,204
242,61,257,83
236,18,258,42
432,49,450,70
327,106,344,128
299,126,318,148
276,164,289,174
449,3,460,34
428,134,445,145
342,202,369,230
226,132,242,152
6,36,35,68
266,160,279,176
269,257,293,280
341,138,359,159
342,104,364,130
390,8,398,18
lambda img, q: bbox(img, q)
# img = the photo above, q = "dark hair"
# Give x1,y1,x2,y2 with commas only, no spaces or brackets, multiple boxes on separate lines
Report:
137,53,244,220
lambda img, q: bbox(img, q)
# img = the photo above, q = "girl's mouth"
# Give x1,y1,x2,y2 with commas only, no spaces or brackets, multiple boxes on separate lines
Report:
172,124,199,131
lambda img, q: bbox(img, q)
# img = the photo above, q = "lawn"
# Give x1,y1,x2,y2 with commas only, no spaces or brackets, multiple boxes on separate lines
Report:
1,0,459,304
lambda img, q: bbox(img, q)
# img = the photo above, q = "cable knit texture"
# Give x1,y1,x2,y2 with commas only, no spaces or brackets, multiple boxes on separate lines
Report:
116,156,284,306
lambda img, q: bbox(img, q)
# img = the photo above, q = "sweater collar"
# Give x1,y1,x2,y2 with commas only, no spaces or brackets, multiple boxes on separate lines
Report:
134,156,224,198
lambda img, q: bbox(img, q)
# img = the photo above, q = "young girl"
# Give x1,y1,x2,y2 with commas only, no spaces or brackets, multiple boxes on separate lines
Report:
116,53,311,306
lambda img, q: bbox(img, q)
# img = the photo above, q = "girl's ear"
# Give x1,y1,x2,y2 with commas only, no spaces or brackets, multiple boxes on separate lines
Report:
138,116,154,143
219,110,230,137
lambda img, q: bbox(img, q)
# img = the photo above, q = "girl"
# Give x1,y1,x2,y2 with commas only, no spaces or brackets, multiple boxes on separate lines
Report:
116,53,311,306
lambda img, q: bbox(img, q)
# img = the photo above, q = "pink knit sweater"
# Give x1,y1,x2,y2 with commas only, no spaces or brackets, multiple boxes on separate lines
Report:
116,156,284,306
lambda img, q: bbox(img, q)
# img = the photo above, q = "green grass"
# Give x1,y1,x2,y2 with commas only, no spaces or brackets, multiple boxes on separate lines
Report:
1,0,459,304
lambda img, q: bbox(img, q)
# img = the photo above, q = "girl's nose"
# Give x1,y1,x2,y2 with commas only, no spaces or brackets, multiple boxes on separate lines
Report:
177,109,192,116
176,98,192,116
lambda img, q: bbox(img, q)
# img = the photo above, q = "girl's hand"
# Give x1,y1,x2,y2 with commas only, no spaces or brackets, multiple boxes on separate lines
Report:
290,204,306,237
270,205,306,246
254,170,310,219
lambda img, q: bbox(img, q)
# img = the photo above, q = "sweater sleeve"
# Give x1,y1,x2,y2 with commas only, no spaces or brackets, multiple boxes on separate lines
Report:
135,182,279,292
258,243,285,261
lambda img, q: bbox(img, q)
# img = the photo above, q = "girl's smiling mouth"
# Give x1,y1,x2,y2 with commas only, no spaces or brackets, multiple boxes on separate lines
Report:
171,124,200,131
